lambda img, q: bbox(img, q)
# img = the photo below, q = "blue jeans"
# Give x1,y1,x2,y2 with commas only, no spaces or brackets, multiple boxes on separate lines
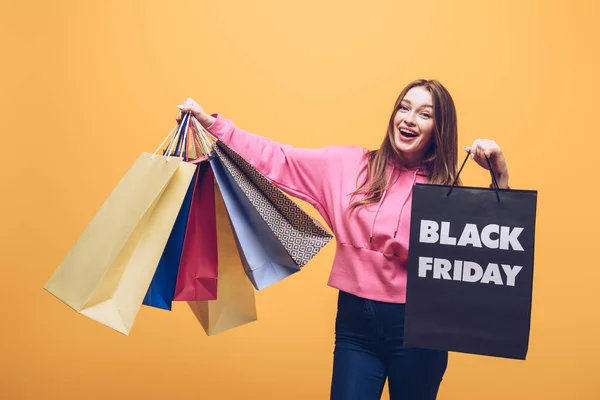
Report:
330,290,448,400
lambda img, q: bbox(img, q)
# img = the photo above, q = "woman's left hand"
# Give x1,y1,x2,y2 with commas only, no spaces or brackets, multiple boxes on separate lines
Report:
464,139,509,189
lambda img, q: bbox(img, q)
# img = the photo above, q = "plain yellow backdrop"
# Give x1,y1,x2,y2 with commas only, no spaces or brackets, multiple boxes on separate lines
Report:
1,0,599,399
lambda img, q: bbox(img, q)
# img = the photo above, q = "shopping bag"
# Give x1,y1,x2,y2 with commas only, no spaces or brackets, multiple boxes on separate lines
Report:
193,118,333,290
187,183,258,336
173,157,219,301
403,153,538,359
142,169,195,310
44,127,197,335
208,153,298,290
142,113,202,309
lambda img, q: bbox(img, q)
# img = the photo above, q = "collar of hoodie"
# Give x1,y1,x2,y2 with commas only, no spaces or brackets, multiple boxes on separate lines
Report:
369,164,422,244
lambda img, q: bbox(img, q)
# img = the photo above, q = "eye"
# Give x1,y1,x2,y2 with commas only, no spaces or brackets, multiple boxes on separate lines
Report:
420,112,431,118
399,105,409,111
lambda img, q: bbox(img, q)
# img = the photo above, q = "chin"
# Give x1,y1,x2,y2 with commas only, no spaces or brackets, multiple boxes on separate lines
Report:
394,139,417,154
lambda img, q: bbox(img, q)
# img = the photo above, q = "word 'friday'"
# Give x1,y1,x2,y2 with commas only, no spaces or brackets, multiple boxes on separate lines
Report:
418,257,523,286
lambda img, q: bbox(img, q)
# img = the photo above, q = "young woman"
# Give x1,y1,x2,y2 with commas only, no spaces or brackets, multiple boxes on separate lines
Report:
177,79,510,400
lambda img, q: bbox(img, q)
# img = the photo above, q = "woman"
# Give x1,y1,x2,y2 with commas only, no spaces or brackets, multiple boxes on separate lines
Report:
177,79,510,400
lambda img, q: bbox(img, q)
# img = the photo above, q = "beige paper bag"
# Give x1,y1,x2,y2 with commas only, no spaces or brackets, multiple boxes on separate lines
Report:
45,153,196,335
188,183,258,336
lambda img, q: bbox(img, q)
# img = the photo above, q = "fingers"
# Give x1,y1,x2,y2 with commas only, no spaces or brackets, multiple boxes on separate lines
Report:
176,98,193,123
176,97,205,122
467,140,487,167
482,139,498,158
468,140,482,160
472,144,483,162
176,97,192,110
183,98,194,110
484,149,492,157
464,139,507,179
467,139,501,161
477,144,485,160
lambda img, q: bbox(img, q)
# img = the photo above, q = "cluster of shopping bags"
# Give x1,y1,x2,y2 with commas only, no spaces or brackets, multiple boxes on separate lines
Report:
44,113,333,336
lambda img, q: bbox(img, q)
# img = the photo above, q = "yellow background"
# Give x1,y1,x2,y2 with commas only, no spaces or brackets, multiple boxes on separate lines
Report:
1,0,598,399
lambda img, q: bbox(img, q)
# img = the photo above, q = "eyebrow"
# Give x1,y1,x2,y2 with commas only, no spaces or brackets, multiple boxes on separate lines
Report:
401,99,433,109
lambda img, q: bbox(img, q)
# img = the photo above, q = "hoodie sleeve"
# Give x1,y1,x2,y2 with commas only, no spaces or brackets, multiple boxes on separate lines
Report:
205,113,340,210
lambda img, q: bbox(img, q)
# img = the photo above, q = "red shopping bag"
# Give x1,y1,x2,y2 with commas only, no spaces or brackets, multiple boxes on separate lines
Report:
173,156,219,301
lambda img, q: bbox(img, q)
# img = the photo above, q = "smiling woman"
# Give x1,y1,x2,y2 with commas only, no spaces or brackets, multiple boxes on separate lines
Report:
176,78,510,400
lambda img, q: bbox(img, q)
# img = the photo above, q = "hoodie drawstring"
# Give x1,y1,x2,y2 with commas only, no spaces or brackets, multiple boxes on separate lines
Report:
369,167,420,243
369,171,392,243
394,168,420,238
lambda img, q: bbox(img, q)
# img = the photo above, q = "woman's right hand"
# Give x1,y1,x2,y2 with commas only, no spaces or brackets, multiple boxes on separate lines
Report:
176,97,216,128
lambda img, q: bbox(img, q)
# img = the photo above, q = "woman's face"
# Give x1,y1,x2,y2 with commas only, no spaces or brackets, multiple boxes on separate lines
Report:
392,86,435,167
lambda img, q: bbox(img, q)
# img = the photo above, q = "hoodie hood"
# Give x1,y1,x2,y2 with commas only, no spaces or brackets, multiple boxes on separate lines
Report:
370,164,422,243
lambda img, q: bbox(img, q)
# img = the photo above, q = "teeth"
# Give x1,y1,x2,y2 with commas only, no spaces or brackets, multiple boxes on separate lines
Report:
400,129,417,136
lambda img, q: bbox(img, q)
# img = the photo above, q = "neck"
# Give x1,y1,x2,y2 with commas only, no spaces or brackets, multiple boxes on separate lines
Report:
398,151,425,169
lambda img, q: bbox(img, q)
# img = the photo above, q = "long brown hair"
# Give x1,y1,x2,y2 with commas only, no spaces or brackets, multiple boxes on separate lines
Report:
349,79,460,210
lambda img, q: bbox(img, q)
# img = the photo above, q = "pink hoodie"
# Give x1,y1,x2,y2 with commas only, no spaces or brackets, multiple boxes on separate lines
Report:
206,113,429,303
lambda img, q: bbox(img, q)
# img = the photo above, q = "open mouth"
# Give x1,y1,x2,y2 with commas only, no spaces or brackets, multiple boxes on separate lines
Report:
400,128,418,138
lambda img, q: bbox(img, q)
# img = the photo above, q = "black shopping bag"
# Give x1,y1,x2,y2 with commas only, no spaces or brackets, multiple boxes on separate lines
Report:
404,153,537,360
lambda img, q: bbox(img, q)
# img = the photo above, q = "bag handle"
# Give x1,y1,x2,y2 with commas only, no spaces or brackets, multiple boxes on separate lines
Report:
152,113,204,161
181,113,190,160
447,150,501,202
190,116,216,157
161,113,188,159
161,113,198,161
151,125,178,160
173,113,189,159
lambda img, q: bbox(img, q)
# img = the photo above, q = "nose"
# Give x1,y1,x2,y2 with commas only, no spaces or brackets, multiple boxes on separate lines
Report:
405,111,417,126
